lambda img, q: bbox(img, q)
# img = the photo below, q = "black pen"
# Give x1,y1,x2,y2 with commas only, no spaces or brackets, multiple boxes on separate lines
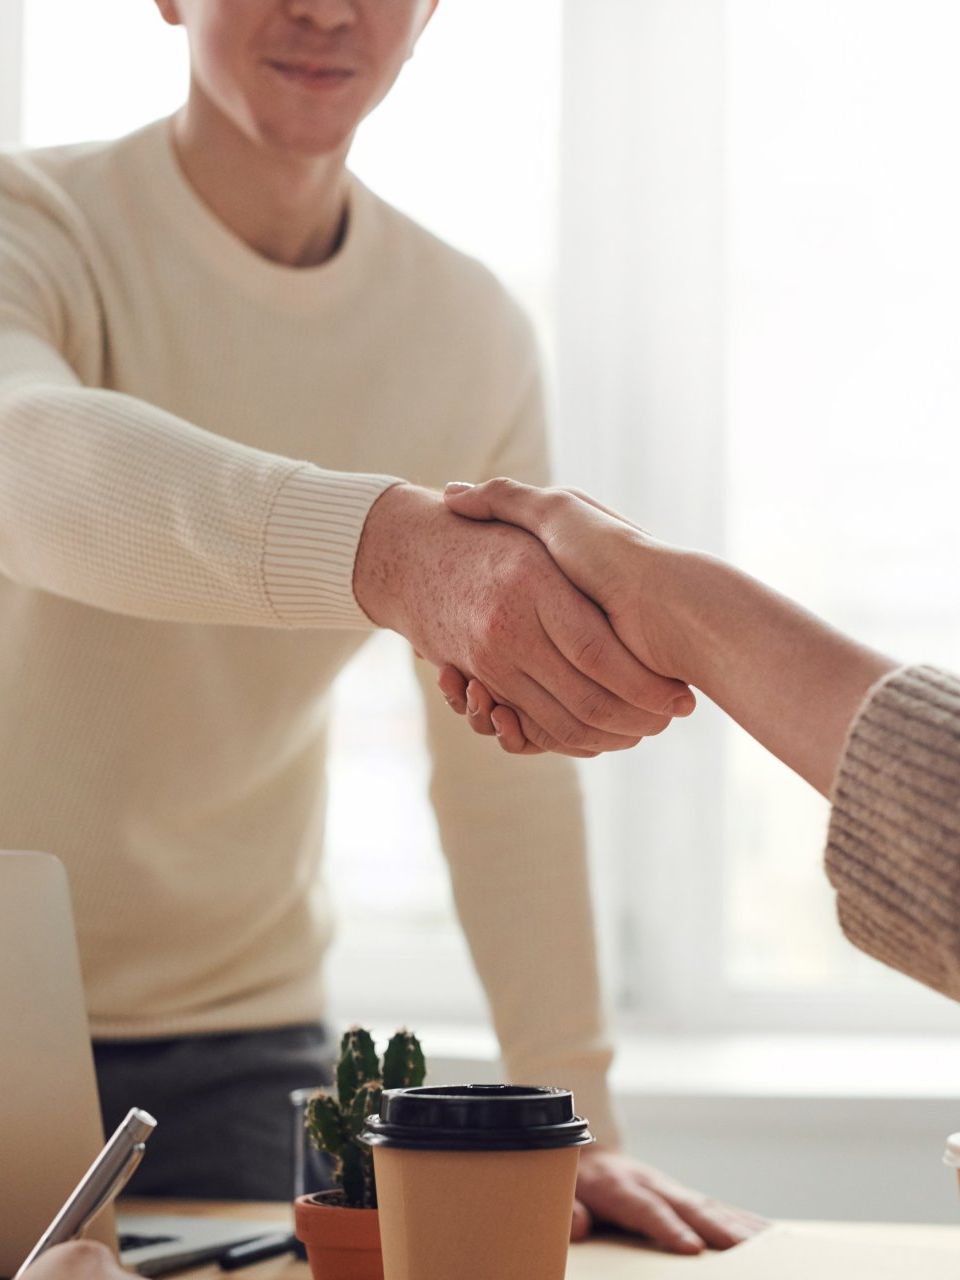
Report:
218,1231,299,1270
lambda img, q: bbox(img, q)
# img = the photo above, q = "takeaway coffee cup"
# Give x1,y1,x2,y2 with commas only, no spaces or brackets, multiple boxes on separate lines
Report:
361,1084,593,1280
943,1132,960,1196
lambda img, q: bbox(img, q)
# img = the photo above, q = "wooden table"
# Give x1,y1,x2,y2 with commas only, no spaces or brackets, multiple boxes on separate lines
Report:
123,1200,960,1277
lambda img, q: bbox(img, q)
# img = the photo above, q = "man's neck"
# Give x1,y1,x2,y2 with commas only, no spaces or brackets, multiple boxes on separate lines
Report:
171,97,350,268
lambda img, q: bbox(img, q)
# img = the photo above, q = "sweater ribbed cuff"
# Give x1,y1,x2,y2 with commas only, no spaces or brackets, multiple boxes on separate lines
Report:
825,664,960,995
504,1057,620,1149
553,1067,621,1150
262,465,402,628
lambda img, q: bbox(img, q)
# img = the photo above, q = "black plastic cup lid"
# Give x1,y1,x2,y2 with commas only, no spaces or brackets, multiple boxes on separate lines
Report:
359,1084,594,1152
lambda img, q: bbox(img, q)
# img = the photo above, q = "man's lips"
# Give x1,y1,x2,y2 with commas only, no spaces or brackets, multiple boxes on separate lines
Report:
265,59,356,86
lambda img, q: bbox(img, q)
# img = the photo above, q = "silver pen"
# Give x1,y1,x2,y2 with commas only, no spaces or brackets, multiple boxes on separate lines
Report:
15,1108,157,1278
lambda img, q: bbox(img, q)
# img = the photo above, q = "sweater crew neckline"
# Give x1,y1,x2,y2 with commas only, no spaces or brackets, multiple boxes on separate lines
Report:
133,117,374,313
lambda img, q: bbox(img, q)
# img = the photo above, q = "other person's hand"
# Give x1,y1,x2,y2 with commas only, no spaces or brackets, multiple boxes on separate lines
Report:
354,483,694,757
437,479,690,750
443,479,681,673
573,1146,769,1253
440,478,895,793
23,1241,132,1278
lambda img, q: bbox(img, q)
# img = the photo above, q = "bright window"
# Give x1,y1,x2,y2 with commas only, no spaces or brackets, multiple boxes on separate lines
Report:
723,0,960,998
557,0,960,1034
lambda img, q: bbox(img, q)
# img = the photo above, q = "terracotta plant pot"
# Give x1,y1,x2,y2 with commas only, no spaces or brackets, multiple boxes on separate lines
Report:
294,1192,384,1280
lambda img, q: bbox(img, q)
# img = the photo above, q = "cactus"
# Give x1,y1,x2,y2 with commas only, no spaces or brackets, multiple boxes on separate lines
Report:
382,1030,426,1091
305,1026,425,1209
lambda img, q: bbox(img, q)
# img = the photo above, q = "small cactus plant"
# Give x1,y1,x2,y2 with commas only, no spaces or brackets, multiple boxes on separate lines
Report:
306,1027,426,1209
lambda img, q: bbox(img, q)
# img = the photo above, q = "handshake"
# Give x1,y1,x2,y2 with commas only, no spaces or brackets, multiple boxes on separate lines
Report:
355,477,895,794
354,478,697,760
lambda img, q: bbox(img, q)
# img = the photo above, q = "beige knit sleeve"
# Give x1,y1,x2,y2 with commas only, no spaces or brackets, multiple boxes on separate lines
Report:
825,665,960,999
0,156,398,629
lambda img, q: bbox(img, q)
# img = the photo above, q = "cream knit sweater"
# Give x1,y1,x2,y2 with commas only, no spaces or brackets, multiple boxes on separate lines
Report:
0,119,618,1143
827,665,960,1000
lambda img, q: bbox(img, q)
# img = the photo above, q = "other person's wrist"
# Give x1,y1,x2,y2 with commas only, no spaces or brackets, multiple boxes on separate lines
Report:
618,541,721,689
642,547,786,696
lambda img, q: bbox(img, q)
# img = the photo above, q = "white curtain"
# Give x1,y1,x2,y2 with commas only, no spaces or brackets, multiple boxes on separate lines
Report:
558,0,960,1028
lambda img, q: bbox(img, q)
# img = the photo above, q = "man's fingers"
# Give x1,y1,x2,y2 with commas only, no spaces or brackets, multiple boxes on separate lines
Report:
570,1199,593,1242
487,702,545,754
666,1196,770,1250
678,1206,758,1251
460,680,547,754
465,678,498,736
437,665,468,714
588,1179,705,1255
437,667,581,757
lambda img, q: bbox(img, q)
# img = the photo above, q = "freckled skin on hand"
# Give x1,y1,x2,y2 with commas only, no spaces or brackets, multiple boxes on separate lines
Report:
352,483,684,756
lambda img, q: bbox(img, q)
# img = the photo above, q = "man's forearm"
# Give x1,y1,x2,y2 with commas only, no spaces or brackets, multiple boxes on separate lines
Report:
651,549,897,796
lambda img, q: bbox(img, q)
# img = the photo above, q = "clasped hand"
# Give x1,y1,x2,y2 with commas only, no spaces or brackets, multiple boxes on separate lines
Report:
425,478,692,754
354,482,694,757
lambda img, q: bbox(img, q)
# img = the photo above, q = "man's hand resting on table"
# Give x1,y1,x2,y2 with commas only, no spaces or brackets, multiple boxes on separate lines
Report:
23,1241,131,1278
354,483,694,757
573,1146,768,1253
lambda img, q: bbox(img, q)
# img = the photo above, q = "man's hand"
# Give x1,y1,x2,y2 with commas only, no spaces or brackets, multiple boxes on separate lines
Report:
573,1146,769,1253
354,483,694,757
23,1241,131,1278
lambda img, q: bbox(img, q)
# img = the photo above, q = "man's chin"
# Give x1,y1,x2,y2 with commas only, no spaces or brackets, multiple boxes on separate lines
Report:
256,116,357,160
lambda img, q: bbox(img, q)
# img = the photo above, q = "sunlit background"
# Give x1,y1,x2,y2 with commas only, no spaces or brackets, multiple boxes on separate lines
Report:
8,0,960,1222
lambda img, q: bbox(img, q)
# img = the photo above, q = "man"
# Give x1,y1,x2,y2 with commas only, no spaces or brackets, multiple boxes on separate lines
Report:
0,0,759,1252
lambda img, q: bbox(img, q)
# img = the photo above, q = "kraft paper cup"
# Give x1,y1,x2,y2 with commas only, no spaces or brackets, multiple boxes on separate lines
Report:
361,1084,593,1280
943,1132,960,1196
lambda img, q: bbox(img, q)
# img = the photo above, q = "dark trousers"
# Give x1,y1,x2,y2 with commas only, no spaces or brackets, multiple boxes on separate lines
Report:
93,1023,334,1201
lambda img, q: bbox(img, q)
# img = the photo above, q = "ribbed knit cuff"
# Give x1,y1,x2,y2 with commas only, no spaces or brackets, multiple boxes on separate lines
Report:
553,1067,621,1150
825,664,960,997
262,465,402,628
504,1058,620,1149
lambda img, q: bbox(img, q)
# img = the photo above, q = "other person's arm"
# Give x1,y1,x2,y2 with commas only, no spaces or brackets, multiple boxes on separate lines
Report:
442,480,960,1001
442,480,895,793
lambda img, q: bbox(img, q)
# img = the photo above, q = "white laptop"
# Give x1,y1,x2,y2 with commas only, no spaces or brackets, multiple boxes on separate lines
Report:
0,851,287,1278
